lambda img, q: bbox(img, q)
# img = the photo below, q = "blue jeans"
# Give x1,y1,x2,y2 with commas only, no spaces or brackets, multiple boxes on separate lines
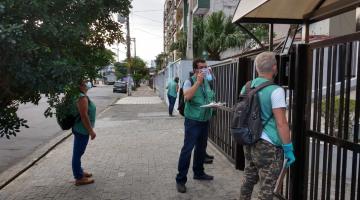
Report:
168,94,176,115
176,118,209,184
72,130,89,180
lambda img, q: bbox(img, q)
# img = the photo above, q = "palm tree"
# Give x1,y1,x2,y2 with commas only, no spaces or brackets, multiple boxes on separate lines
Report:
193,16,205,58
202,12,248,60
170,11,268,60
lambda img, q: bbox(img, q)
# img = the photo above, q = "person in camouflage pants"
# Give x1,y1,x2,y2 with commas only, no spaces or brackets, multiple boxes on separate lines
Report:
239,52,296,200
240,140,283,199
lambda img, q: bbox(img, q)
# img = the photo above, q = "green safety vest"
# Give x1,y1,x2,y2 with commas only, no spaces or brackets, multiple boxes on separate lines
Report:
241,77,283,146
184,76,215,122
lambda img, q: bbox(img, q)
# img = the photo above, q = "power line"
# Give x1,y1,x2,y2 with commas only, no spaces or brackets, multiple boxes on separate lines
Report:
132,13,163,24
134,23,162,27
133,27,163,38
133,9,163,13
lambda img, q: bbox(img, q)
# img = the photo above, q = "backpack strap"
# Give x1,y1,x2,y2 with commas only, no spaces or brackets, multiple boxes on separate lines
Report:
248,81,275,126
244,81,251,95
247,81,274,97
189,77,194,86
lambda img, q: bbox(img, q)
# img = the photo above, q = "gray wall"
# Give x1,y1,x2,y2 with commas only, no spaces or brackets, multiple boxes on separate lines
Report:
330,10,356,37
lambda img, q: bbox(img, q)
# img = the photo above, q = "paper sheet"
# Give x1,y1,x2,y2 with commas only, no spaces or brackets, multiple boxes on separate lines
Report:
200,102,233,112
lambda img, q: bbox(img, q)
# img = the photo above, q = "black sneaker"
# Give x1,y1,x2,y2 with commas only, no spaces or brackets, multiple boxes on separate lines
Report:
176,183,186,193
193,173,214,181
204,157,213,164
205,152,214,160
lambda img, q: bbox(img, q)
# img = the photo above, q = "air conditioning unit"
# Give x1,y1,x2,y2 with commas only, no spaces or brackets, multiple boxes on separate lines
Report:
193,0,210,15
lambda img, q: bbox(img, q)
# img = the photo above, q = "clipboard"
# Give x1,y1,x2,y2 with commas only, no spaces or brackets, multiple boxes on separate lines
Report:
273,159,288,200
200,102,233,112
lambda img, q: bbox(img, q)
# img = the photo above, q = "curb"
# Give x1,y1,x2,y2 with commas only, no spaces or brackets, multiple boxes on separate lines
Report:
0,96,120,190
0,131,72,190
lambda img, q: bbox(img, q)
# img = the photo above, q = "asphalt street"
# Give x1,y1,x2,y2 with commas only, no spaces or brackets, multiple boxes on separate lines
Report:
0,85,124,173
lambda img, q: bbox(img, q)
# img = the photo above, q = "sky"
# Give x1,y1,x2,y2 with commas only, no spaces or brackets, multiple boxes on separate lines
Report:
110,0,165,66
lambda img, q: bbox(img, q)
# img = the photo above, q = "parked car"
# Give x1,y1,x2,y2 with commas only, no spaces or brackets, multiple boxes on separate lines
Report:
113,81,127,93
104,73,117,85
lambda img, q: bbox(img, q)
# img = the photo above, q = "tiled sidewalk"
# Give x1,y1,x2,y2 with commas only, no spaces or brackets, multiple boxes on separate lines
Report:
0,86,243,200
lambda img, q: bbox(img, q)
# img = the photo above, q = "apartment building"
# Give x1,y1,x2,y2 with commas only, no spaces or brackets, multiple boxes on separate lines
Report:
163,0,239,61
163,0,184,62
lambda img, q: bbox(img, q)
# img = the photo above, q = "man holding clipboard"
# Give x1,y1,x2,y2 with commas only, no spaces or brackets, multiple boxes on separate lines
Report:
175,58,215,193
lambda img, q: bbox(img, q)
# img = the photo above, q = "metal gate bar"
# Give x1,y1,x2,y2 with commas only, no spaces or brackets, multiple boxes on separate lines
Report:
303,33,360,200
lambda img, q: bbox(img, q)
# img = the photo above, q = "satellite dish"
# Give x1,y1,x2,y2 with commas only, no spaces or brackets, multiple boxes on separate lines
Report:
118,14,126,24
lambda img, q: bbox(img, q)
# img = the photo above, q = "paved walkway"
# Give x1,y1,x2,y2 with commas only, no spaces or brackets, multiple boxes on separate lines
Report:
0,86,243,200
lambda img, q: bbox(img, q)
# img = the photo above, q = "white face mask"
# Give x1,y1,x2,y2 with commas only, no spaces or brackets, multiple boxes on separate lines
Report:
86,82,92,90
200,68,213,81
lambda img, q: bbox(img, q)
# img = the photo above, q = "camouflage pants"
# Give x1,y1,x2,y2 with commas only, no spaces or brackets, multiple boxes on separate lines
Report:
239,139,283,200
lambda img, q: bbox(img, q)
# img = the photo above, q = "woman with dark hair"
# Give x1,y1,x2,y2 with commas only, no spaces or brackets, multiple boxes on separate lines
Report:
72,80,97,186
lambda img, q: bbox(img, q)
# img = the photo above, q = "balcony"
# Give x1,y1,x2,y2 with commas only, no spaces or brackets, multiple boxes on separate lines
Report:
193,0,210,15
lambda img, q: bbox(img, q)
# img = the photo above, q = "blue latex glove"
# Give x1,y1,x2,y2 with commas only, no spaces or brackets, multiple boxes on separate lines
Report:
282,143,295,168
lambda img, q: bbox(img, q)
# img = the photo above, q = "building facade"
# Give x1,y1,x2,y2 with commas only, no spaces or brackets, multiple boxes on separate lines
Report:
163,0,186,62
163,0,239,62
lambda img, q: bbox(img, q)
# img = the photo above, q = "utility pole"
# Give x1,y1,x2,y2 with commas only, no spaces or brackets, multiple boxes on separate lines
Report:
126,15,132,96
186,0,193,60
131,38,136,58
356,7,360,32
269,23,274,51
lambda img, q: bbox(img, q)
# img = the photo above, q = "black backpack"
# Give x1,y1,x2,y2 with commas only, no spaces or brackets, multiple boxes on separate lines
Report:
230,81,274,145
177,78,194,116
56,94,88,130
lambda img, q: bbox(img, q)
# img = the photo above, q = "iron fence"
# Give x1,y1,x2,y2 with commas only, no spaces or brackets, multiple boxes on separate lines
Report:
153,32,360,200
302,32,360,200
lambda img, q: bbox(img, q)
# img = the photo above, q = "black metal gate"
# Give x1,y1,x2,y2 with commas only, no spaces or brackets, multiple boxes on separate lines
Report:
208,56,256,170
208,59,241,163
292,32,360,200
208,32,360,200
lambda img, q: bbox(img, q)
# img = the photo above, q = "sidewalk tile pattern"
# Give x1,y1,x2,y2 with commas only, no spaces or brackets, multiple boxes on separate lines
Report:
0,86,244,200
116,97,162,105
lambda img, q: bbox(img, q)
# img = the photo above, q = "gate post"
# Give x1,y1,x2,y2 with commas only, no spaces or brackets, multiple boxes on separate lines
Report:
235,57,252,170
290,44,310,200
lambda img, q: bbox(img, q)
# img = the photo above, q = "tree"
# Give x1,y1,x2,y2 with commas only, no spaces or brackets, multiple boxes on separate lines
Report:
155,52,167,71
114,62,128,80
85,48,116,84
170,11,268,60
193,16,206,58
203,12,246,60
127,57,147,87
0,0,131,139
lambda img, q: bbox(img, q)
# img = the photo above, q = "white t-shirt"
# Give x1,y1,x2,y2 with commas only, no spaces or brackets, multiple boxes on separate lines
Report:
182,79,193,92
260,87,287,144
